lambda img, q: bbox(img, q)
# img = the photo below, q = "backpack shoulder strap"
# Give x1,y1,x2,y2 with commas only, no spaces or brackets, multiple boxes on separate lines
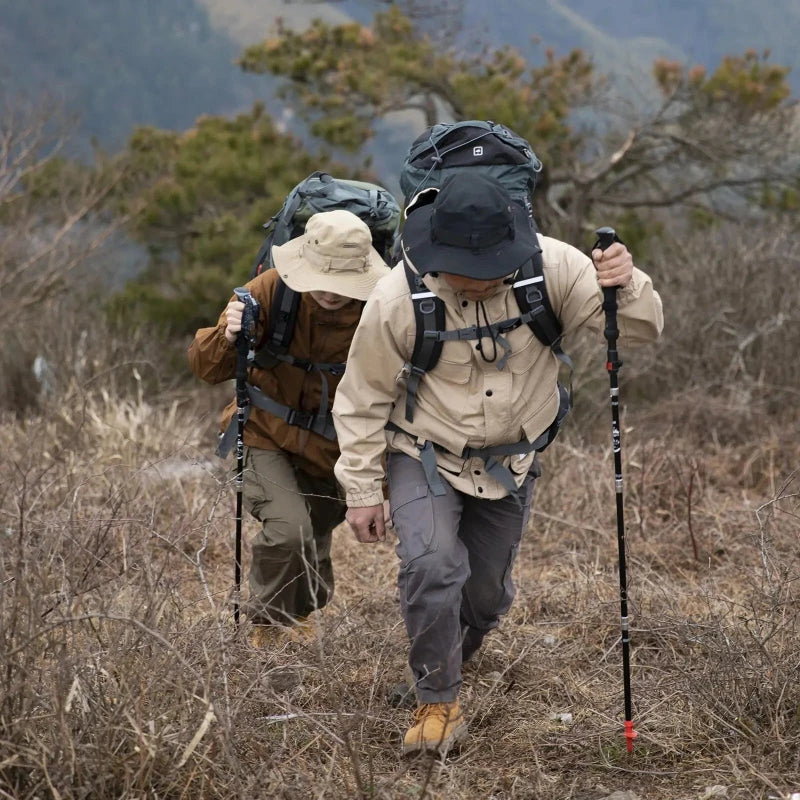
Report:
253,277,301,369
512,249,562,349
251,233,273,278
404,258,445,423
511,220,561,348
511,238,575,406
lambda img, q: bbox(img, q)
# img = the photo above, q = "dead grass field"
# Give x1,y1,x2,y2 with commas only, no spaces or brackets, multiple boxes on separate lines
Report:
1,371,798,799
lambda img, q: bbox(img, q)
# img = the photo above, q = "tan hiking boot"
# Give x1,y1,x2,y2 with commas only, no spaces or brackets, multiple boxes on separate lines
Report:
248,616,317,649
248,624,282,649
402,700,467,756
288,615,317,642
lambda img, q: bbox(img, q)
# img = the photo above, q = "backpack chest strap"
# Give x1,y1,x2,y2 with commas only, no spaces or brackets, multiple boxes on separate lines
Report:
269,351,346,375
216,380,337,457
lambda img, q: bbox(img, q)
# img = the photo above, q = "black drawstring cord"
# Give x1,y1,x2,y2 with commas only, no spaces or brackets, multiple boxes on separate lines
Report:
475,301,498,363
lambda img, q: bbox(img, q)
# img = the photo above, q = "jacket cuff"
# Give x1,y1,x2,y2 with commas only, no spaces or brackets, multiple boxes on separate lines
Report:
345,489,385,508
616,269,646,305
218,322,236,348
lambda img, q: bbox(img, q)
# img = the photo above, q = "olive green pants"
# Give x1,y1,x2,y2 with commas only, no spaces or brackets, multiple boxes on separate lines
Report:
239,447,346,625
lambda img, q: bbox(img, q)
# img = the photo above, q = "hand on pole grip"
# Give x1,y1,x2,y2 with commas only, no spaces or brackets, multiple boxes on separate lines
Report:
233,287,260,352
593,227,622,365
594,226,618,254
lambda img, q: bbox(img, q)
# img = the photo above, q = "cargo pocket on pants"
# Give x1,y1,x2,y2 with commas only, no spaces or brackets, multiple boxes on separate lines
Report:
391,482,437,567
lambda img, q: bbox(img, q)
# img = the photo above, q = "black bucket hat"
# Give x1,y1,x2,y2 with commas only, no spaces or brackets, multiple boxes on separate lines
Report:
401,172,540,279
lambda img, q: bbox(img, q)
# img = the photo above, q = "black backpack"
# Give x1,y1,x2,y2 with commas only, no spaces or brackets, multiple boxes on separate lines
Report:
398,120,571,443
251,171,401,369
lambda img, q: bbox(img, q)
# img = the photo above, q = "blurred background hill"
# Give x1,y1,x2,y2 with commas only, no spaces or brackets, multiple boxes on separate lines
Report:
2,0,798,161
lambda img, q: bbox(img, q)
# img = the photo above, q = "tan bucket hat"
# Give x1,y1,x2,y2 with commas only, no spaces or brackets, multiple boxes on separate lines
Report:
271,209,390,301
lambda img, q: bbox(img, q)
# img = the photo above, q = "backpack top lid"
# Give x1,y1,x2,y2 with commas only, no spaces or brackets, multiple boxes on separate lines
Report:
252,171,401,278
399,120,542,206
270,171,401,261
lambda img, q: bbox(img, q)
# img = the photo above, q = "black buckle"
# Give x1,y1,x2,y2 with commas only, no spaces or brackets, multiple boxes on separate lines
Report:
286,409,315,429
497,318,522,334
525,287,543,305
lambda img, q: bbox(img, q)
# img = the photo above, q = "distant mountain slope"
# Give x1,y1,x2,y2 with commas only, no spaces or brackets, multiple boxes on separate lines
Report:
566,0,800,86
0,0,262,151
332,0,800,92
1,0,796,157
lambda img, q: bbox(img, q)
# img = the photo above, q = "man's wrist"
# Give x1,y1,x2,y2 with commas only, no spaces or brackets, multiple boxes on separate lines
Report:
346,490,385,508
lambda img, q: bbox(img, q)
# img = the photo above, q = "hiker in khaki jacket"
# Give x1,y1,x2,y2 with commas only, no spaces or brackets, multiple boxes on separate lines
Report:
332,173,663,755
189,210,390,647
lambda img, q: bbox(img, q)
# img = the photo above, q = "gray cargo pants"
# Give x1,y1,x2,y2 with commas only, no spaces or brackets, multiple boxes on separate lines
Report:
240,447,346,625
387,451,537,704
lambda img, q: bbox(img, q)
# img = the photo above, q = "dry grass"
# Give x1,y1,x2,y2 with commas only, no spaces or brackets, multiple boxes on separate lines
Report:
1,371,799,800
1,216,799,798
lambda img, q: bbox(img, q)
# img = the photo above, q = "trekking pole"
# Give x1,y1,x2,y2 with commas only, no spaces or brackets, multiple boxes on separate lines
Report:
232,287,260,628
593,227,637,753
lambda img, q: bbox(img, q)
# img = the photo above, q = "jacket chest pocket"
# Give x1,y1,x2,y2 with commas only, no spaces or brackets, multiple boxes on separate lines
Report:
404,334,473,385
431,359,472,385
504,328,541,375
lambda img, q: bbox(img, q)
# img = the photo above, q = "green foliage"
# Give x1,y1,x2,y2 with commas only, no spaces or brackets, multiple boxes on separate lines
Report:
240,6,797,245
110,105,355,334
653,49,792,115
105,6,798,334
239,7,596,168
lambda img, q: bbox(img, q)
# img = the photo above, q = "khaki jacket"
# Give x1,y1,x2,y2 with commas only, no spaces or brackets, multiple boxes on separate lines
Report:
332,234,664,506
188,269,362,479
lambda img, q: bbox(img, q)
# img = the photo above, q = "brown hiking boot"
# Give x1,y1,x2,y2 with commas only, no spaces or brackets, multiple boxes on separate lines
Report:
402,700,467,756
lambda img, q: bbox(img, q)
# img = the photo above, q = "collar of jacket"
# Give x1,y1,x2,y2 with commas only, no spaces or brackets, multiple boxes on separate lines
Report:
423,271,511,309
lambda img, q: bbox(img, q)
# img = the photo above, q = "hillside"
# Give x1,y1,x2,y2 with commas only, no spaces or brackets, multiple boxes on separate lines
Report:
0,0,262,152
1,0,797,157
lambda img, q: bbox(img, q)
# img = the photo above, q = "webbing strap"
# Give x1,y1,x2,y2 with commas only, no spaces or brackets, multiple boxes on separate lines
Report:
386,412,562,506
269,280,299,355
247,383,336,440
216,383,337,457
269,351,346,375
416,440,448,496
402,250,572,419
404,258,444,422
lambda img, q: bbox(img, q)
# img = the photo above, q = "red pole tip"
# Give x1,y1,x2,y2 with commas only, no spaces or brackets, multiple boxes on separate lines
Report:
624,720,637,752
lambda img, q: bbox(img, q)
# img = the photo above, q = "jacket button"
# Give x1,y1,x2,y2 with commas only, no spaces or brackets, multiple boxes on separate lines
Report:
477,487,484,494
485,390,493,397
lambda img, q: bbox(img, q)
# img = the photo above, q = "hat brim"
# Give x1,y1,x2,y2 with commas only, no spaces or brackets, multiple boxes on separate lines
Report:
271,238,390,301
401,200,540,280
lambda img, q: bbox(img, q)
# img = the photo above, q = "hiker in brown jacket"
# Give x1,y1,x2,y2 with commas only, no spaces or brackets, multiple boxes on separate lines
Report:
332,173,663,755
188,210,390,646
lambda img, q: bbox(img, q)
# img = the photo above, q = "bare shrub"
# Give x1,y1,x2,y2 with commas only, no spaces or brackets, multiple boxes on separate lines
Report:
636,218,799,438
2,356,799,799
0,98,140,415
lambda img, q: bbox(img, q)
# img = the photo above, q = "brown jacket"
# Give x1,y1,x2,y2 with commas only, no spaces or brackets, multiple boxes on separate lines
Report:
188,269,362,478
333,234,664,506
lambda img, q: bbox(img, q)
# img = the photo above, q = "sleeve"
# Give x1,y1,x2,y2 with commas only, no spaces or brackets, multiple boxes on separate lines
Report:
187,311,237,384
552,243,664,346
186,270,279,384
332,288,409,508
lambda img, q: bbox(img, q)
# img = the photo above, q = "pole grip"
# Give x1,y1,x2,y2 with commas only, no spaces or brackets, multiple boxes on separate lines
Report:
594,227,622,365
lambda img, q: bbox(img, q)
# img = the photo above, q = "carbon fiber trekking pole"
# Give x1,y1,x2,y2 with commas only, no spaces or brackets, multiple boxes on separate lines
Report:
232,287,259,627
593,227,637,752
